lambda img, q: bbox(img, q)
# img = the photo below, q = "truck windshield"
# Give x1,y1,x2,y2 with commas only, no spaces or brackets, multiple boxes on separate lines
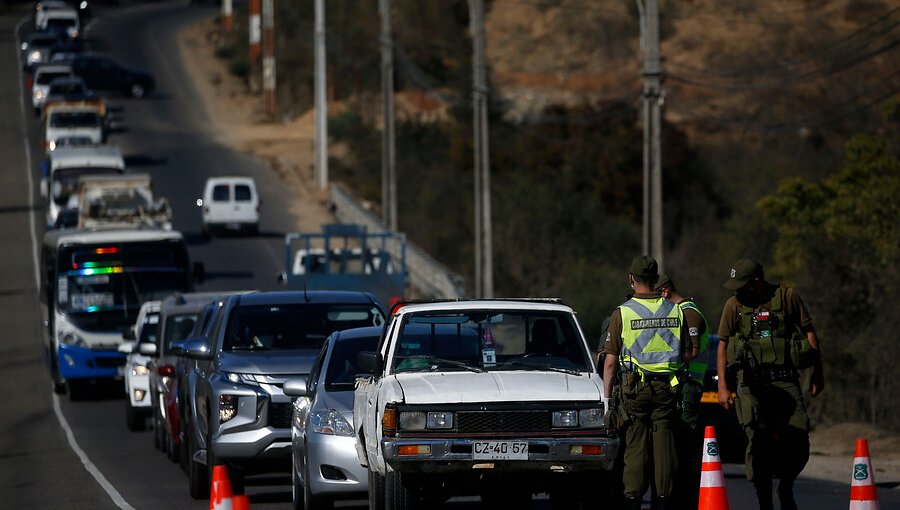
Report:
50,111,100,128
393,310,591,374
224,304,385,352
56,241,190,332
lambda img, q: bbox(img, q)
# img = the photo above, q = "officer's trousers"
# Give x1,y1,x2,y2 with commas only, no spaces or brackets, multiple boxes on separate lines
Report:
620,373,680,498
734,375,810,484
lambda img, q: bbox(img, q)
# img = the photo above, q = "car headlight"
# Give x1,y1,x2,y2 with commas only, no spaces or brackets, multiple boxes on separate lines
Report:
30,50,40,61
59,332,86,348
552,410,579,428
578,408,606,428
221,372,257,385
399,411,454,431
48,139,57,151
131,363,150,377
310,409,354,436
35,90,43,100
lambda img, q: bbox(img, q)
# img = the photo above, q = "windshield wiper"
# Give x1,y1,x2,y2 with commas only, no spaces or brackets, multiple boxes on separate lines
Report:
492,359,583,376
395,355,485,373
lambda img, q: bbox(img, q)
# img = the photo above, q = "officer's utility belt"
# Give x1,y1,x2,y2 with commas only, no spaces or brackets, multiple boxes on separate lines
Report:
741,368,798,384
620,363,680,386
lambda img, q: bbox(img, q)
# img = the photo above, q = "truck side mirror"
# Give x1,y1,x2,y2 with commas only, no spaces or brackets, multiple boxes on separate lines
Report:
357,351,383,375
182,338,212,360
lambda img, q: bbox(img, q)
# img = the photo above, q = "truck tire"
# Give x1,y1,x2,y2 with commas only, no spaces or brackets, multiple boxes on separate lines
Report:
385,468,419,510
187,426,209,499
125,401,145,431
368,468,386,510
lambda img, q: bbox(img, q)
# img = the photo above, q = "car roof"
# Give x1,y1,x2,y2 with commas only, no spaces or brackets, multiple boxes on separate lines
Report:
48,76,83,86
333,326,384,342
44,227,184,248
34,64,73,74
206,176,256,185
44,8,78,19
233,290,381,307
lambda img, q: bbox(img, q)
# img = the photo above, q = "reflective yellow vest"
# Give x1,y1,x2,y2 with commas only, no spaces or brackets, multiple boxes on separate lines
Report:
619,296,684,379
679,299,709,384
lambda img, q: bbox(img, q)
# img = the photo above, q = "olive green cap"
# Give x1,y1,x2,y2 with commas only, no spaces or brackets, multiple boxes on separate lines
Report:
629,255,658,278
723,258,764,290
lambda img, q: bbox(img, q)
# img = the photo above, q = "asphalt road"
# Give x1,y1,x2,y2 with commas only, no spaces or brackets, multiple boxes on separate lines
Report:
0,2,897,509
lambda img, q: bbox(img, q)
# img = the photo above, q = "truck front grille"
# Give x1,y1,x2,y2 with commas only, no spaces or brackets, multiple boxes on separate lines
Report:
268,402,293,429
457,410,550,433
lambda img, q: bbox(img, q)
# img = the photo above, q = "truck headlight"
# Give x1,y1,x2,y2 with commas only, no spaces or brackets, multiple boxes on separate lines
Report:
552,410,579,428
310,409,354,437
131,363,150,377
399,411,454,430
578,408,606,428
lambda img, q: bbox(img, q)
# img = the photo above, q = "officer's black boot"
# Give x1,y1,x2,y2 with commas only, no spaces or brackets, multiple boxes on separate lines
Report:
656,496,676,510
776,479,798,510
753,481,774,510
624,495,642,510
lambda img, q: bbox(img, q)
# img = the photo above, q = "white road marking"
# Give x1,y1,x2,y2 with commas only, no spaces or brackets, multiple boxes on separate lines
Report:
15,14,137,510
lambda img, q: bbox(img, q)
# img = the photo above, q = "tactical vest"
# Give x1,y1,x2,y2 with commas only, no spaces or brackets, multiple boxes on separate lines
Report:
618,297,684,378
725,287,814,371
679,299,709,384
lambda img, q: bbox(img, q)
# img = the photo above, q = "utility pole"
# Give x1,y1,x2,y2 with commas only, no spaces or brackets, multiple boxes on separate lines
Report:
314,0,328,190
636,0,664,270
221,0,233,33
469,0,493,298
379,0,397,232
248,0,261,93
262,0,275,114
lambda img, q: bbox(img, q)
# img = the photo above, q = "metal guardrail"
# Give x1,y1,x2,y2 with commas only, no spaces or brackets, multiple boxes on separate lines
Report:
329,185,467,299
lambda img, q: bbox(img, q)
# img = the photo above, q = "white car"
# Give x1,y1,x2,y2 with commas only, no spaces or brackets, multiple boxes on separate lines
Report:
31,64,74,113
39,7,80,39
125,300,161,431
34,0,69,31
43,102,104,152
198,176,260,237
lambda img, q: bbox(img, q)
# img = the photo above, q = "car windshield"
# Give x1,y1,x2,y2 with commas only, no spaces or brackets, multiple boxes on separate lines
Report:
37,71,70,85
162,313,198,352
223,304,385,352
49,81,84,95
392,309,591,374
324,334,380,391
50,111,100,128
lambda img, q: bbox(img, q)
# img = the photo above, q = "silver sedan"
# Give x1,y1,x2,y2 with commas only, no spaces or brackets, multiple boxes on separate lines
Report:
284,326,381,510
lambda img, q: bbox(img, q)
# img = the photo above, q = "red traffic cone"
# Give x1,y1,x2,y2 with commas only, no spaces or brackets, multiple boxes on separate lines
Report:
210,464,234,510
231,495,251,510
698,425,730,510
850,438,879,509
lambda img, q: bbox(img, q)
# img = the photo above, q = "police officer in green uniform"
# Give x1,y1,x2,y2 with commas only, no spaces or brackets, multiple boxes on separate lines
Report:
655,274,709,510
717,259,825,510
603,256,698,510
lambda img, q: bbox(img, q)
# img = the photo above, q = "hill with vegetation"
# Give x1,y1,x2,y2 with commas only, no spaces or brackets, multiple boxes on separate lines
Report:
214,0,899,427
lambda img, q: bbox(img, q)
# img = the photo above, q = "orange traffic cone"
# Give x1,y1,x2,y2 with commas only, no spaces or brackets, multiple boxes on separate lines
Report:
698,425,730,510
231,495,251,510
210,464,234,510
850,438,879,509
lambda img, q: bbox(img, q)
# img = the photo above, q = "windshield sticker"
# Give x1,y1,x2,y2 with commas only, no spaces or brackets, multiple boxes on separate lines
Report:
482,348,497,366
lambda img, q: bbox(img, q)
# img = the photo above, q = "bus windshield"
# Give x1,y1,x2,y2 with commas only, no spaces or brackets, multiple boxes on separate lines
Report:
55,241,190,330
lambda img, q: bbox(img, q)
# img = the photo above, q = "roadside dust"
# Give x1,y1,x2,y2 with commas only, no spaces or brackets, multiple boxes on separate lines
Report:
174,14,899,490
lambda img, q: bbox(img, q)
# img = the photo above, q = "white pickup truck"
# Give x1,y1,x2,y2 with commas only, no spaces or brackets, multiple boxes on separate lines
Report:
353,299,619,509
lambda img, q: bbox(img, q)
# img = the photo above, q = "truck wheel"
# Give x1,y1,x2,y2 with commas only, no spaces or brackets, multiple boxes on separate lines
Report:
66,380,86,401
368,468,386,510
130,83,146,98
187,427,209,499
385,468,419,510
126,401,145,431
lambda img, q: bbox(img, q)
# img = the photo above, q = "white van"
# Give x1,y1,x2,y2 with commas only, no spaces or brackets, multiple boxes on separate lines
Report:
198,176,260,237
31,63,74,113
44,102,104,151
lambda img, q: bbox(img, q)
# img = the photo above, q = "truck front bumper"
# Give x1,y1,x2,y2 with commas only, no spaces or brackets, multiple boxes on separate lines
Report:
58,345,127,380
382,436,619,472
